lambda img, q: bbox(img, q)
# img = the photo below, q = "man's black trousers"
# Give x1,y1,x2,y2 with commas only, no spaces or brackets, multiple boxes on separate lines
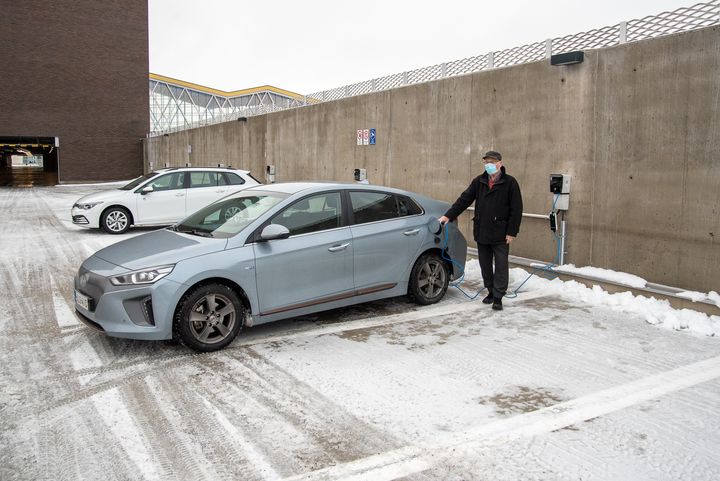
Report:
476,242,510,299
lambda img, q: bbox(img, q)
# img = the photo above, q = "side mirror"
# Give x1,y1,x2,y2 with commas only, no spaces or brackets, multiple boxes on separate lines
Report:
141,185,154,195
259,224,290,241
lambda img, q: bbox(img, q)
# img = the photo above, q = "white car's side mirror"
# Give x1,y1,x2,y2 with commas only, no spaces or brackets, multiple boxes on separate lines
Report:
259,224,290,241
141,185,154,195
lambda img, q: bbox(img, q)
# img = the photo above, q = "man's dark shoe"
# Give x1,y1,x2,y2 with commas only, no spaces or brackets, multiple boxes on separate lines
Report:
492,297,503,311
482,293,494,304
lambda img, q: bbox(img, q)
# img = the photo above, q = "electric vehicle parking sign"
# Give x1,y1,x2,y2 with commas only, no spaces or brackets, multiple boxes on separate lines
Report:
369,128,376,145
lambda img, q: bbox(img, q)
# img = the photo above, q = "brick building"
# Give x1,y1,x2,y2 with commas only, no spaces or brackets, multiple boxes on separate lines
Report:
0,0,149,185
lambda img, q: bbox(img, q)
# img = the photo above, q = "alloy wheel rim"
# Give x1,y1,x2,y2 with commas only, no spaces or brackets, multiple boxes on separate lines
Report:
418,260,446,298
188,293,236,344
107,211,128,232
224,206,241,220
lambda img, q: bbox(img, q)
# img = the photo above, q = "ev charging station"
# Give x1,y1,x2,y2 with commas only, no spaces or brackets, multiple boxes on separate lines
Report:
548,173,571,265
266,165,276,183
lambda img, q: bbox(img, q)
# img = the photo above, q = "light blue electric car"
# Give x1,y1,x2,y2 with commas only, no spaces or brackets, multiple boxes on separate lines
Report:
74,182,467,351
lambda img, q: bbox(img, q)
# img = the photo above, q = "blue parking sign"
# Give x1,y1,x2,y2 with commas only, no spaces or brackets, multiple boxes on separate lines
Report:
369,128,376,145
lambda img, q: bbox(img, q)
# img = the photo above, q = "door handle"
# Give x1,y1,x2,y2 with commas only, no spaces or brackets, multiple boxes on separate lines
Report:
328,243,350,252
403,229,420,236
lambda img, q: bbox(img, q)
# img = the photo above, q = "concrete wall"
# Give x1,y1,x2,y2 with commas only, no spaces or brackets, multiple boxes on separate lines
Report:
1,0,149,182
144,26,720,293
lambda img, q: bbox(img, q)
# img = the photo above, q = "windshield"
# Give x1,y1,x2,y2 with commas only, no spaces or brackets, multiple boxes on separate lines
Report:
120,172,158,190
174,190,288,239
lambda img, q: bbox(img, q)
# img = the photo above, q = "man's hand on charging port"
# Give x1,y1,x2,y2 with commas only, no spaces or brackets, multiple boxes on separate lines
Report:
506,235,515,244
438,216,450,225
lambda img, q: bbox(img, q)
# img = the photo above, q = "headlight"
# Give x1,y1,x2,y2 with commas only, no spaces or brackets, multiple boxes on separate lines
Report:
110,265,175,286
73,201,104,210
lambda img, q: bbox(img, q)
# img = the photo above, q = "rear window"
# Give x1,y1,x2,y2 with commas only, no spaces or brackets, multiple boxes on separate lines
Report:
224,172,246,185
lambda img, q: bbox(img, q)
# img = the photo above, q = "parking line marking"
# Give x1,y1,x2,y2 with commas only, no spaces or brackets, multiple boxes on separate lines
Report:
51,278,80,328
282,354,720,481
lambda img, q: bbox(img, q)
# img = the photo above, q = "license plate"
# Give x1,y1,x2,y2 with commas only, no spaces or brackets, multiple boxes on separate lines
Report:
75,290,90,310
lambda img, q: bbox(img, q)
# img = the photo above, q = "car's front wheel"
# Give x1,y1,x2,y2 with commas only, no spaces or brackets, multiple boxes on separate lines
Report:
174,283,243,352
408,253,449,305
101,206,131,234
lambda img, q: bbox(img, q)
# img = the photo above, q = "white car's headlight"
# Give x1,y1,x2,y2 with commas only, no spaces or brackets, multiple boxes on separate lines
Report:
110,265,175,286
73,201,104,210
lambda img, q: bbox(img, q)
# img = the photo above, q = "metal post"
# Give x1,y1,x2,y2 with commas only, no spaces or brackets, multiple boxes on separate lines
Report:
487,52,494,68
371,79,377,91
441,62,447,77
559,220,567,265
403,72,409,85
545,39,553,58
619,21,627,43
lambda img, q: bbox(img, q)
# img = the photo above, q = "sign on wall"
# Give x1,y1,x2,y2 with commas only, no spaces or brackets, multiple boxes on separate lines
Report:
356,128,376,146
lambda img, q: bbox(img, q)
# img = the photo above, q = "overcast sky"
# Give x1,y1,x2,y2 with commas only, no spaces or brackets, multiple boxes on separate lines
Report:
149,0,698,95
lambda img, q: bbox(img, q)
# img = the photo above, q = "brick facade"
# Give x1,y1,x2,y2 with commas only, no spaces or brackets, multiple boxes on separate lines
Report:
0,1,149,182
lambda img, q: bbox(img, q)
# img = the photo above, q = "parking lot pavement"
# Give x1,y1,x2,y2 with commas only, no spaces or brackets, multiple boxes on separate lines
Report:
1,185,719,481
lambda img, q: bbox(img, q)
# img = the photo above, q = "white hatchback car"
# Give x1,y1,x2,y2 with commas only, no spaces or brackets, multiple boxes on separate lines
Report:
72,167,261,234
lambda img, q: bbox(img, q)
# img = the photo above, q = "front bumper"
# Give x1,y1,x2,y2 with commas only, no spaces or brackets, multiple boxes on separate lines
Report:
71,207,101,228
74,260,183,340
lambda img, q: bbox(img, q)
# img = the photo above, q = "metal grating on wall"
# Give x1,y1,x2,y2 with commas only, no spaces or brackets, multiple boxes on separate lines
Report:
149,1,720,136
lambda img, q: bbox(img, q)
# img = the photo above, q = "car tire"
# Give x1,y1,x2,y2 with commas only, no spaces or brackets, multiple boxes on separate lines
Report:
408,252,449,305
174,283,243,352
101,206,132,234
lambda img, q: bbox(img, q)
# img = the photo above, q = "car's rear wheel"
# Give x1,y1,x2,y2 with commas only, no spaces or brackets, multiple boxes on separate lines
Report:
174,283,243,352
408,253,449,305
101,206,131,234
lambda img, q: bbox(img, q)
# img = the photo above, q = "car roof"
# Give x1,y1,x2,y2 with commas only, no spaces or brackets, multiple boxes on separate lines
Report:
154,167,250,174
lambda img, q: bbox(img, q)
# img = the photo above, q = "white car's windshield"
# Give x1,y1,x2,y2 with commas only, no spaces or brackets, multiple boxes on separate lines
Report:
119,172,157,190
174,191,288,239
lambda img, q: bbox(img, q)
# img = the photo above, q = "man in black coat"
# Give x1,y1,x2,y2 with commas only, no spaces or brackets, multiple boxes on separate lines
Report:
439,150,523,310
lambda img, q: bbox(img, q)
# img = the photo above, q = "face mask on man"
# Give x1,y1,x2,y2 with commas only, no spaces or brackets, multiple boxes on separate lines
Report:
484,162,498,175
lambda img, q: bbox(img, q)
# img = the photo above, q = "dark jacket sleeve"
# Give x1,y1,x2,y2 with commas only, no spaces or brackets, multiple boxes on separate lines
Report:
506,177,523,237
444,177,478,220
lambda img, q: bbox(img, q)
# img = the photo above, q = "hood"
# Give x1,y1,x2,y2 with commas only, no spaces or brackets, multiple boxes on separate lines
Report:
92,228,226,271
74,189,125,204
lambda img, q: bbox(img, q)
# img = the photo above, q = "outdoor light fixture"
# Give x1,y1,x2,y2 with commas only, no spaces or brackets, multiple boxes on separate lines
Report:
237,117,247,122
550,51,584,66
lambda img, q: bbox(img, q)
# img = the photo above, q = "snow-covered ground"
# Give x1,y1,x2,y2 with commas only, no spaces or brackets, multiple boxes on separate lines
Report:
1,183,719,481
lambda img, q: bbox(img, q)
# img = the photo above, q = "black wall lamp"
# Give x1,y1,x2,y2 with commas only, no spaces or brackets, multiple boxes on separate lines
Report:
237,117,247,122
551,51,584,66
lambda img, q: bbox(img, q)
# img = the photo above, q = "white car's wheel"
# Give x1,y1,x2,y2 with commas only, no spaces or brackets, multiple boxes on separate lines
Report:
101,207,131,234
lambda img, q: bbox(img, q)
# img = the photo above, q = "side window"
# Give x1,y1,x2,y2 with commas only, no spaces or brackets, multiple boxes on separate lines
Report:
223,173,246,185
270,192,342,236
149,172,185,191
398,196,423,216
350,191,403,224
190,171,219,188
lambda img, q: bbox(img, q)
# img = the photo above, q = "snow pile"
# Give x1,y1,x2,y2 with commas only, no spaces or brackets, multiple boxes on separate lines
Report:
678,290,720,308
553,264,647,288
460,262,720,338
